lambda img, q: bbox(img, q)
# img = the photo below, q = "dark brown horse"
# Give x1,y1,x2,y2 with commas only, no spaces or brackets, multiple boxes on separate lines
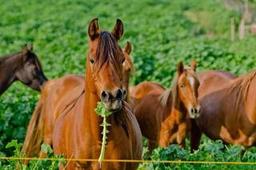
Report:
133,61,200,152
23,19,142,169
0,44,47,94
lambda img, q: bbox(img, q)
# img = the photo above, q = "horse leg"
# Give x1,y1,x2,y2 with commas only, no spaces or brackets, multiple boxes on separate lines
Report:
190,119,202,152
177,122,187,148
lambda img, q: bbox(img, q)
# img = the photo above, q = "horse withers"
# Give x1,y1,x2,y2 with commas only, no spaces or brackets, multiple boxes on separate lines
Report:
0,44,47,94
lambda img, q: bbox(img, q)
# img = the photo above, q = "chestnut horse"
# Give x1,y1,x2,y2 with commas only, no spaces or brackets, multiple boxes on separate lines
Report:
133,61,200,152
22,41,134,159
198,70,236,97
23,19,142,169
190,70,256,151
122,41,133,100
129,81,164,108
0,44,47,94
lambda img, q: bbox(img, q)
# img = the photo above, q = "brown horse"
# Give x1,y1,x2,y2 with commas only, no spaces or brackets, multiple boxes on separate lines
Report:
133,61,200,152
0,44,47,94
190,70,256,151
23,19,142,169
198,70,236,97
129,81,165,108
122,41,133,100
22,41,134,159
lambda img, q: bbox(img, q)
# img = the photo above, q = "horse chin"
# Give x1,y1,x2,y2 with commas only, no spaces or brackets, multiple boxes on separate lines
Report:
188,112,200,119
28,80,41,91
103,100,123,113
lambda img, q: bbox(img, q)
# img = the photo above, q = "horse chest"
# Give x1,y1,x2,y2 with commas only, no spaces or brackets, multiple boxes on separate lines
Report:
75,126,131,170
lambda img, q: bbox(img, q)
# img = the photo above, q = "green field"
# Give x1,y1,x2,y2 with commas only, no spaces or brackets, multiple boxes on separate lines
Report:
0,0,256,169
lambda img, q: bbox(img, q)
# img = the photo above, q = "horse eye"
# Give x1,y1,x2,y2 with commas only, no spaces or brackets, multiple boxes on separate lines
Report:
90,58,95,64
180,84,185,88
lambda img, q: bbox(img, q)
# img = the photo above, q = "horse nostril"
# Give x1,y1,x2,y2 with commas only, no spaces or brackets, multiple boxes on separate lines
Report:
123,89,127,96
101,91,109,101
191,108,196,114
115,89,123,100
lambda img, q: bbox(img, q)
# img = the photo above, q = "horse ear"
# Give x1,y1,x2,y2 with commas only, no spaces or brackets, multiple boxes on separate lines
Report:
27,44,33,51
124,41,132,55
177,61,184,76
22,44,33,53
112,19,124,40
191,60,197,71
88,18,99,40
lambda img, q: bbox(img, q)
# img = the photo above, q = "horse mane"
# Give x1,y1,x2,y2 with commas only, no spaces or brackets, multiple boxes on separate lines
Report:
159,89,172,107
228,70,256,98
95,31,123,74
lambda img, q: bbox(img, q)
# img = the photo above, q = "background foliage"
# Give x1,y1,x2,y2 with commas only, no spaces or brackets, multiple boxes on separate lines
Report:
0,0,256,169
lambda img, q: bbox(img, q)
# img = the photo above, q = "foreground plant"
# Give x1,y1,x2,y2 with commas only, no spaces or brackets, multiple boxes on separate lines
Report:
95,102,112,167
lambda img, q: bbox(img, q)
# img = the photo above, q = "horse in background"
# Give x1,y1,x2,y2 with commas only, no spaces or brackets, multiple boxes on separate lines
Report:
122,41,133,100
0,44,47,94
198,70,236,97
129,81,165,107
23,18,142,170
133,61,200,152
191,70,256,151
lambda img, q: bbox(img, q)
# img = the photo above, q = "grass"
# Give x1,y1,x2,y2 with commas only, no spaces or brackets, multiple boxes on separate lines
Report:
0,0,256,169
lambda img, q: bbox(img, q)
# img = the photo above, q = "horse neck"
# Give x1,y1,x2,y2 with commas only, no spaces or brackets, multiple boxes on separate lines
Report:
164,83,187,122
83,64,102,141
0,53,21,94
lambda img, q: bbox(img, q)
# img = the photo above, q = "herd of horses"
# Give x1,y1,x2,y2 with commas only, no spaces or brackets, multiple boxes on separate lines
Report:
1,18,256,169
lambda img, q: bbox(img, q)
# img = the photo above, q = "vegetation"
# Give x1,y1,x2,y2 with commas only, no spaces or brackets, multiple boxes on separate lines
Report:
0,0,256,169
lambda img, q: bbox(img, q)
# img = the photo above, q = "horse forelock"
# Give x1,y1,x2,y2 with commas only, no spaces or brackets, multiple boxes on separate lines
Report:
94,31,123,74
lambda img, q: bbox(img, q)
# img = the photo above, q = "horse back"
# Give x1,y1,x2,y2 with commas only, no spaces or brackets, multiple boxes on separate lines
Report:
198,70,236,97
134,90,165,140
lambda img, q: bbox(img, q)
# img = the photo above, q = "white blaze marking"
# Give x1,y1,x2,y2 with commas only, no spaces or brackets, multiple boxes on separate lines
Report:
188,76,195,88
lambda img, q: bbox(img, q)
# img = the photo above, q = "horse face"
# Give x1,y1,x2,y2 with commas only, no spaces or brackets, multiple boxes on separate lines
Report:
15,47,47,91
177,61,200,119
87,18,126,112
122,41,133,100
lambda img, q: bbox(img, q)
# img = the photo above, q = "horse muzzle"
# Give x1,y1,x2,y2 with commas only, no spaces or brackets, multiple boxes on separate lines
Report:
100,88,125,112
188,105,201,119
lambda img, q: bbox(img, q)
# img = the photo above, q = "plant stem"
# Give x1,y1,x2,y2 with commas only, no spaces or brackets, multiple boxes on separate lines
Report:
98,115,109,167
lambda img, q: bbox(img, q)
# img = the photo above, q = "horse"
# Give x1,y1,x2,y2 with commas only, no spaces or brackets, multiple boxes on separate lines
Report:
0,44,47,94
122,41,133,100
129,81,165,108
22,41,134,159
198,70,236,97
133,61,200,152
22,18,142,170
190,70,256,151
